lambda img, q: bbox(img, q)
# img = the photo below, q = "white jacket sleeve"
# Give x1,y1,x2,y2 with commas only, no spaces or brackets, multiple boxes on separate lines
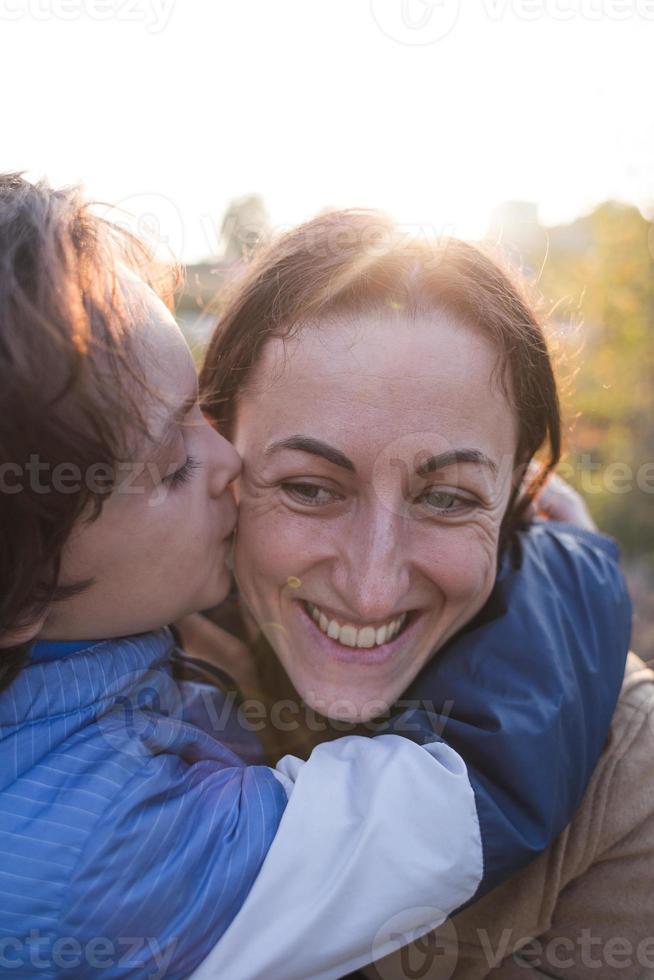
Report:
190,733,483,980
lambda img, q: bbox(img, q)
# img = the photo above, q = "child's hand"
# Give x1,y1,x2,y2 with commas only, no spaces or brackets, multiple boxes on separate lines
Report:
526,470,597,532
174,612,260,692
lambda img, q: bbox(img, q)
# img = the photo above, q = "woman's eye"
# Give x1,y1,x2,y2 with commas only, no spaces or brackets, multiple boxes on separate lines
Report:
281,482,342,507
417,489,473,513
163,455,202,490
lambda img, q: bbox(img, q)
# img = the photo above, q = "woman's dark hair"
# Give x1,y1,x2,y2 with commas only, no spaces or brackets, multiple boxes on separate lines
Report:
0,173,178,690
200,209,561,536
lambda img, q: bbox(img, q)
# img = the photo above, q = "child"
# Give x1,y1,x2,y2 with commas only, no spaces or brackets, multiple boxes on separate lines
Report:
0,175,631,979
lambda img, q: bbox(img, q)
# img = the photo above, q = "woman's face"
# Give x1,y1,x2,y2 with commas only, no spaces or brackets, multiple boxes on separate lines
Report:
232,310,520,721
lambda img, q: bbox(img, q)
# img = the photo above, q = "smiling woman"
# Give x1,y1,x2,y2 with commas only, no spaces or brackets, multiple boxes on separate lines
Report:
192,209,649,976
201,209,561,725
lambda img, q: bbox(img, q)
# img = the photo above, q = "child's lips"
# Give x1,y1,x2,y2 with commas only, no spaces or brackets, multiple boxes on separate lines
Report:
219,497,238,540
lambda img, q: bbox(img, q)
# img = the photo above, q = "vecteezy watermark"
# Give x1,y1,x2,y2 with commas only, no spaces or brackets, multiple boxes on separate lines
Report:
233,693,454,736
480,928,654,972
0,0,175,32
370,0,461,45
366,921,654,977
371,908,459,980
91,652,457,755
556,455,654,496
95,667,185,758
0,456,202,507
96,671,457,748
99,195,457,270
371,0,654,45
3,451,654,511
370,431,517,523
481,0,654,21
243,218,455,264
369,434,654,525
103,192,185,262
0,931,177,979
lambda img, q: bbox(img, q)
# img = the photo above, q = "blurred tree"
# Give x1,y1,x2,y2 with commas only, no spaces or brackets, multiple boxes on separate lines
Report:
220,194,271,262
525,202,654,565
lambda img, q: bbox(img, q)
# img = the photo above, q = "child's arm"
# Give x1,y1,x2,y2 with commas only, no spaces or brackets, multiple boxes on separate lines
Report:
56,731,482,980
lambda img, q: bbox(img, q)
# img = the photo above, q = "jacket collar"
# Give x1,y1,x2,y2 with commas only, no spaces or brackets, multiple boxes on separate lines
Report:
0,628,174,729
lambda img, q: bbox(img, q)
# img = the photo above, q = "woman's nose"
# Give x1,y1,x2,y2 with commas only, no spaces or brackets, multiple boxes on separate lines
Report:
334,510,411,621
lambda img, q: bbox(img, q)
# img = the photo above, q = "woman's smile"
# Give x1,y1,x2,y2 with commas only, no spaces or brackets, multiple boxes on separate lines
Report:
296,597,416,666
305,599,409,648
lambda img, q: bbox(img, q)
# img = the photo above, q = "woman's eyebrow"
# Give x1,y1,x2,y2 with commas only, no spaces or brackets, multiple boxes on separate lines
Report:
264,435,356,472
262,439,497,476
415,449,498,476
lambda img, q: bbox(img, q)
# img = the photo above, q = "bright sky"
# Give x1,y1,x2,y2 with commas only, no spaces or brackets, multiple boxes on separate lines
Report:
2,0,653,261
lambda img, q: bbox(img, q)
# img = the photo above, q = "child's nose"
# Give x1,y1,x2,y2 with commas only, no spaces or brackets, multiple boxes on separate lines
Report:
209,431,242,495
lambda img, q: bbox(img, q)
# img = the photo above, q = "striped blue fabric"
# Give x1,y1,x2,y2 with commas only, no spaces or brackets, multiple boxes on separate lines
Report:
0,631,287,978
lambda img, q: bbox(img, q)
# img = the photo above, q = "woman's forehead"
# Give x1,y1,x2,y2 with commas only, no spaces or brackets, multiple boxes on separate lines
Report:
238,311,519,462
254,310,499,386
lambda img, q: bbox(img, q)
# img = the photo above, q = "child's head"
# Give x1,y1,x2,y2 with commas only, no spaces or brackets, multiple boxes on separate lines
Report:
0,174,240,687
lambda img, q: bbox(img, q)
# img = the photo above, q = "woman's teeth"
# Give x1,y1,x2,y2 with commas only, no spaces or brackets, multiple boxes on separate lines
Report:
305,602,408,648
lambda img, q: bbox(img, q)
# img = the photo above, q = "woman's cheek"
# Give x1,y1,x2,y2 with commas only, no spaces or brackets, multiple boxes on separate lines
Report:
234,501,309,604
426,527,497,608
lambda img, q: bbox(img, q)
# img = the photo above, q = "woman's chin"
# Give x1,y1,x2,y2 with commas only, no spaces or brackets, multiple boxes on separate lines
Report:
288,671,402,732
290,676,398,725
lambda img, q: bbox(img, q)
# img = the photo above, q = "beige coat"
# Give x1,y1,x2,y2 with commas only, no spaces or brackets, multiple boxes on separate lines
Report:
365,654,654,980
